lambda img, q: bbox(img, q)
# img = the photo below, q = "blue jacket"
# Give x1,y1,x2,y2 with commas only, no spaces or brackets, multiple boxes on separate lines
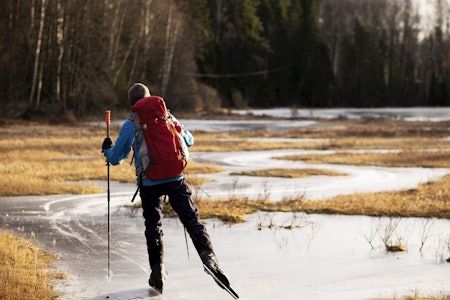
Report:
103,112,194,186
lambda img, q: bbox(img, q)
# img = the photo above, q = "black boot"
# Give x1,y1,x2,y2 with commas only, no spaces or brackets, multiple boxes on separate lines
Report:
147,239,165,293
200,252,230,288
149,263,165,293
192,232,230,287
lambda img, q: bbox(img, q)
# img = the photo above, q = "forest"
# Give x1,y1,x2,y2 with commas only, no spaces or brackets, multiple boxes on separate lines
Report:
1,0,450,118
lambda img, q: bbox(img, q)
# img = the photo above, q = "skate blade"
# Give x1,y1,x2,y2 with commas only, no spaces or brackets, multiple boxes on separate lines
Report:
203,264,239,299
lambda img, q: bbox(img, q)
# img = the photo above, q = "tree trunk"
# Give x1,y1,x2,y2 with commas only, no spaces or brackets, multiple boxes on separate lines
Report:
56,0,65,106
113,38,135,87
140,0,153,80
35,59,44,108
108,0,124,73
162,1,178,97
29,0,47,108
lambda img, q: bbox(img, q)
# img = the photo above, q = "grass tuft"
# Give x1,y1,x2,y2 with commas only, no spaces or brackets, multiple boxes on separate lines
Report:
278,150,450,168
230,168,346,178
0,231,63,300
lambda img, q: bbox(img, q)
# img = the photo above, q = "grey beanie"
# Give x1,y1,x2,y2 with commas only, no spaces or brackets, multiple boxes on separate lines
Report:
128,83,151,106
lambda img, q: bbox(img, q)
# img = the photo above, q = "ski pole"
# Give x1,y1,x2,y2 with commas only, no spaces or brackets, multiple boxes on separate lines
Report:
105,109,111,279
184,227,190,260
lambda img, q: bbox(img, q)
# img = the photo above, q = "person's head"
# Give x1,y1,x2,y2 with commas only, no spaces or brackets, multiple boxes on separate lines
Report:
128,83,151,106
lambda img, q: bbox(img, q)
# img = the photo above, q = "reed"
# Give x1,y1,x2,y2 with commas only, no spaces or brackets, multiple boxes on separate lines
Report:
0,231,64,300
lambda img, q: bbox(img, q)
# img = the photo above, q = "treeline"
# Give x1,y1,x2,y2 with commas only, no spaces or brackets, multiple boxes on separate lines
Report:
1,0,449,118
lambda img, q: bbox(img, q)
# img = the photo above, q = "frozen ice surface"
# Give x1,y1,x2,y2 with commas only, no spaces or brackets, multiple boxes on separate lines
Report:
2,193,449,300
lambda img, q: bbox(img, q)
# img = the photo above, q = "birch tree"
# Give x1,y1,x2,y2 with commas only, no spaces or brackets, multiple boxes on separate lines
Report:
141,0,154,80
29,0,47,108
56,0,64,105
162,0,179,98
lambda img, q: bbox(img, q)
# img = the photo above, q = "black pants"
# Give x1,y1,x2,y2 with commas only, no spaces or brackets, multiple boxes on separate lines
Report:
140,179,214,265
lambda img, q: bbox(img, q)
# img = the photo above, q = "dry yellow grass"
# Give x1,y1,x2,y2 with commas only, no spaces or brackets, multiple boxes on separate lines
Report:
0,122,222,196
192,138,322,151
185,160,224,174
0,123,121,195
376,292,450,300
248,118,450,150
1,118,449,211
0,231,62,300
269,118,450,140
161,198,268,223
192,118,450,152
278,150,450,168
159,173,450,223
294,136,450,151
296,173,450,219
230,168,346,178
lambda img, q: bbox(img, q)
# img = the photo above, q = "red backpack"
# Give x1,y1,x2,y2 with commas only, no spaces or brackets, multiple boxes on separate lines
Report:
131,96,188,180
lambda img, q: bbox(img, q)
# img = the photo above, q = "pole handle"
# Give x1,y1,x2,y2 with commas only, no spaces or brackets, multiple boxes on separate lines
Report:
105,109,111,125
105,110,111,138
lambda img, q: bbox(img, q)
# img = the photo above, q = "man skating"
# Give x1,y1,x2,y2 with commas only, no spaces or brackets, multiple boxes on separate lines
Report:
102,83,230,293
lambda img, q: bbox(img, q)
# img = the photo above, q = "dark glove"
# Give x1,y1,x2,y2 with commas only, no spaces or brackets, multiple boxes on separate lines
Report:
102,137,113,153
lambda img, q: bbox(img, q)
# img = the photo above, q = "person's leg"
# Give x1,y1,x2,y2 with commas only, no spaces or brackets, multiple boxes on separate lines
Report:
140,185,165,292
165,180,213,255
167,179,229,285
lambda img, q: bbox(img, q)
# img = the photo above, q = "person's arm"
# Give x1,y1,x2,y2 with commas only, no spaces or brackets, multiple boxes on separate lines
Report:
169,113,194,147
103,120,135,165
182,127,194,147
